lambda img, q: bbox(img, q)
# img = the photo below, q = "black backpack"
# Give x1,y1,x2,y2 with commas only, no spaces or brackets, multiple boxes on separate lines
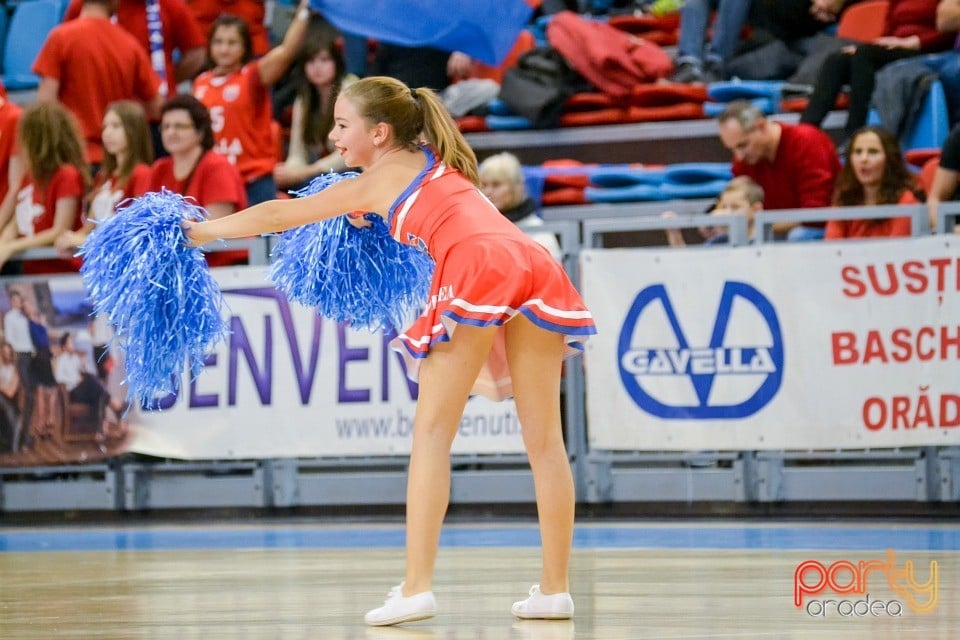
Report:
498,47,589,128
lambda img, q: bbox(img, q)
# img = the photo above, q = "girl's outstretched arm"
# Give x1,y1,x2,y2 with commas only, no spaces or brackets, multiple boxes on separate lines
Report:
186,174,382,245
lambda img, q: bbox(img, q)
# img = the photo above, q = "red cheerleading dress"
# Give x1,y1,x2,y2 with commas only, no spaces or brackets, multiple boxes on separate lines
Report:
389,146,597,400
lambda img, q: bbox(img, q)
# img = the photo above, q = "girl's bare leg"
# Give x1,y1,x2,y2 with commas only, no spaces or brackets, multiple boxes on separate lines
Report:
402,324,497,596
504,314,572,594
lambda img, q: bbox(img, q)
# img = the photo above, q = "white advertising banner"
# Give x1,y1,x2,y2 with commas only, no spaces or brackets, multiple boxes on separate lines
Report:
130,268,522,459
581,235,960,451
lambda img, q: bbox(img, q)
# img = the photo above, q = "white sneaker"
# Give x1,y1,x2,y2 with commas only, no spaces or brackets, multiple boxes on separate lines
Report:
511,585,574,620
364,583,437,626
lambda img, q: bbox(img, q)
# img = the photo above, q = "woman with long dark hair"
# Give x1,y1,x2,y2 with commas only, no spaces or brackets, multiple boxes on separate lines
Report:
827,125,918,239
273,37,351,190
56,101,154,254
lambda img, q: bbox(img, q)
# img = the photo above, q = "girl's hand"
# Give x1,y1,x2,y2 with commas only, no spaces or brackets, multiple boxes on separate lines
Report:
54,230,83,253
346,212,371,229
182,220,204,247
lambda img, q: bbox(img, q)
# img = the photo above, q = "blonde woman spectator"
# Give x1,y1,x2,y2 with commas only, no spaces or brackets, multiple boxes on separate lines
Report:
479,152,563,261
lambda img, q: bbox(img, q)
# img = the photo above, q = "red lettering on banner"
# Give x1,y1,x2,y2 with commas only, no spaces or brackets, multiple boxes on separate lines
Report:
832,332,858,364
892,396,910,429
890,328,912,362
861,393,960,431
943,395,960,427
863,332,888,364
841,266,867,298
832,326,960,365
902,260,928,293
839,257,960,298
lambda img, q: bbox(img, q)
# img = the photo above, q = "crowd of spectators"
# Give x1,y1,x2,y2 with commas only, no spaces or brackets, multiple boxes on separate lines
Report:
0,0,954,277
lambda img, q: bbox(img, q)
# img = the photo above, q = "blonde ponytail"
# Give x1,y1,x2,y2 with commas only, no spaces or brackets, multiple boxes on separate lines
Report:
342,77,479,184
412,87,478,185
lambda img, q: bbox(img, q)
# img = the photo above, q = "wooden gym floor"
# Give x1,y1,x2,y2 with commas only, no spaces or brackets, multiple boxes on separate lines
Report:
0,521,957,639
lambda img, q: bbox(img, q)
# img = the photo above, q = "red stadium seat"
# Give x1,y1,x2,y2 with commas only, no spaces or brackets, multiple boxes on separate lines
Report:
837,0,889,43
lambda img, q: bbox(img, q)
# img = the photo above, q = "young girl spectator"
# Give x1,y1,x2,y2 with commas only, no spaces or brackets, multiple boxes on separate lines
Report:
193,1,311,204
826,125,918,239
0,103,90,275
56,101,154,254
273,38,351,190
478,152,562,261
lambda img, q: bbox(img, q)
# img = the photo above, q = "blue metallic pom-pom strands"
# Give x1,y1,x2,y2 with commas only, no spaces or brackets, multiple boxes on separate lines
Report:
271,172,434,332
78,190,230,409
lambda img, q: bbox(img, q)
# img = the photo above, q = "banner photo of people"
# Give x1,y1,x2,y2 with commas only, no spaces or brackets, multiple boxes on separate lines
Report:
0,268,522,466
581,235,960,451
0,279,130,466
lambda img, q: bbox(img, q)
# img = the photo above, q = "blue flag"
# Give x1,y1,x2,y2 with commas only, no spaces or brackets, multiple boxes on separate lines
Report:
308,0,534,66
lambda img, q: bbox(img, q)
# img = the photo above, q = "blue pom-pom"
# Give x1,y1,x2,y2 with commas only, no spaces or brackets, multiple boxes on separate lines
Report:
270,172,434,332
78,190,230,409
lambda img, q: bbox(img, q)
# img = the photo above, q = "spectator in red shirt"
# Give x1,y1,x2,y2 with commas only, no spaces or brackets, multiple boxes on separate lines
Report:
0,103,91,274
149,95,246,266
187,0,268,57
64,0,207,102
0,83,24,235
148,95,245,218
826,125,918,239
718,100,841,240
34,0,162,165
56,101,155,255
193,1,311,205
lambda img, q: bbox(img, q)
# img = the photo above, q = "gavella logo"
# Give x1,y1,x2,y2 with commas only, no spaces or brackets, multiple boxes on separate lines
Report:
794,550,938,617
617,282,784,419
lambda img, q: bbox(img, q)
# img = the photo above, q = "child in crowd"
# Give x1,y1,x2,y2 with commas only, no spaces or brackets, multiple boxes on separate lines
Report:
193,0,311,205
56,101,154,254
663,176,764,247
0,103,90,274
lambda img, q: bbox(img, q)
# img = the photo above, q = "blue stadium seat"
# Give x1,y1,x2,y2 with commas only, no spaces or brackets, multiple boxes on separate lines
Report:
867,79,949,153
0,8,8,75
902,79,949,152
2,0,61,90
